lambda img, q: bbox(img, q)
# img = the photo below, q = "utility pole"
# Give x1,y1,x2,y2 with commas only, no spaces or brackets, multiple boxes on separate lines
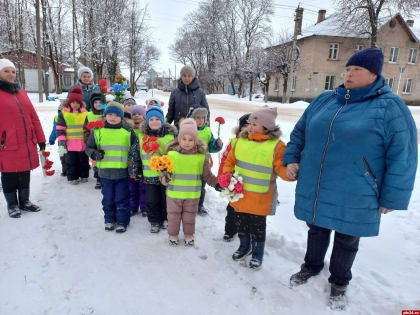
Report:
286,6,303,103
35,0,43,102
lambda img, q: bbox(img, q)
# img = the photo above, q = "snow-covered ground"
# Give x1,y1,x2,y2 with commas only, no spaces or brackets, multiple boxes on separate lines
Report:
1,93,419,315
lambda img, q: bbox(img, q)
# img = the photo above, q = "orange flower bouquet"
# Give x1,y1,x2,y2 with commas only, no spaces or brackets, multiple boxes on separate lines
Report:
149,155,174,184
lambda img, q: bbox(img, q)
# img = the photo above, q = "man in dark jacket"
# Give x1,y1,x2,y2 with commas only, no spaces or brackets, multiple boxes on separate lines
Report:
166,65,209,127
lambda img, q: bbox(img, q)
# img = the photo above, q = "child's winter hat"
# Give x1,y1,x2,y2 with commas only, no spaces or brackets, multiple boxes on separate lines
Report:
238,113,251,130
180,65,196,78
178,118,198,142
131,105,146,117
0,58,15,71
77,66,93,80
191,107,208,119
249,107,278,131
123,98,137,106
146,105,165,125
146,97,164,107
104,101,124,119
67,86,84,106
346,48,384,76
89,91,102,108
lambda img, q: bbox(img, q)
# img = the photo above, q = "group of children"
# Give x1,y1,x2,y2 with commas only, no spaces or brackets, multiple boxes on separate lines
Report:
50,85,293,269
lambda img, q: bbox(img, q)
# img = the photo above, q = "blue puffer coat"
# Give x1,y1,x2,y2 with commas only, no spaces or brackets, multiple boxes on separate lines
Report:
283,76,417,237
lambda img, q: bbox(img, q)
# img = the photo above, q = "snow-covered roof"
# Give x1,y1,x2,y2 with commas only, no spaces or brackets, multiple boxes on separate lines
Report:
298,14,366,40
297,13,419,42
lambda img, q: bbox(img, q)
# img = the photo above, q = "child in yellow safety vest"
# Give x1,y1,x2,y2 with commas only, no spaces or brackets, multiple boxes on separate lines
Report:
222,107,295,270
190,107,223,216
217,113,250,242
162,119,222,246
83,91,104,189
138,105,177,233
56,86,90,185
86,102,141,233
49,101,67,176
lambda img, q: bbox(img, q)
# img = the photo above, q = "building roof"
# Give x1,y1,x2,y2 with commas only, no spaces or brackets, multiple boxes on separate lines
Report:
297,12,419,42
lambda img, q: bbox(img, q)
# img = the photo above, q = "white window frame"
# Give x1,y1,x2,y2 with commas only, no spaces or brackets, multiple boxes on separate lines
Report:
402,78,413,94
291,76,296,91
389,47,399,63
385,77,394,90
329,43,339,60
408,48,418,64
325,75,335,90
274,77,280,91
355,45,364,51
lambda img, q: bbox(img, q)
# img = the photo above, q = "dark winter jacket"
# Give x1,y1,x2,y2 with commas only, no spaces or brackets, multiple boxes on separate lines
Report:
85,121,141,180
67,80,99,111
166,78,209,126
0,80,46,172
283,76,418,237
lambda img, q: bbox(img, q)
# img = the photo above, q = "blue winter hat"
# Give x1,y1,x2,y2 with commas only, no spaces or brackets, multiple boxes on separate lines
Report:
146,105,164,125
104,101,124,119
345,48,384,76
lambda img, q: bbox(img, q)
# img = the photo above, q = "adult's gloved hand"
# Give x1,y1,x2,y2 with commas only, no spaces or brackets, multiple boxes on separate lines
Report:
58,140,67,157
92,149,105,161
38,143,46,151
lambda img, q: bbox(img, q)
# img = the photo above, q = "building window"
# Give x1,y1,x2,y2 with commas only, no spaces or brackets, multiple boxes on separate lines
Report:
328,43,339,60
325,76,335,90
385,77,394,90
64,75,72,86
389,47,399,63
355,45,364,51
409,48,418,64
403,78,413,93
291,76,296,91
274,77,280,91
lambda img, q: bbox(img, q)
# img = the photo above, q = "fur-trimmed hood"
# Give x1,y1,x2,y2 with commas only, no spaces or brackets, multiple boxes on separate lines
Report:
0,79,21,94
139,122,177,135
164,138,207,155
239,126,282,140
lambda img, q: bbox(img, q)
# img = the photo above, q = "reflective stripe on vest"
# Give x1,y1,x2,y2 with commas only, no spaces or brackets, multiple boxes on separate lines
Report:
87,111,103,122
234,137,278,193
62,110,87,140
198,126,211,145
167,151,205,199
94,128,131,169
139,132,174,178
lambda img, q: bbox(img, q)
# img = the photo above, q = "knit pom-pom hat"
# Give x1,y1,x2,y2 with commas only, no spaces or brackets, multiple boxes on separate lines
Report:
67,86,84,106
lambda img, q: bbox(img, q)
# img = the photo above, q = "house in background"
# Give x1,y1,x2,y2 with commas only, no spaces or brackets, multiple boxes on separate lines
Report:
0,49,75,93
268,10,420,105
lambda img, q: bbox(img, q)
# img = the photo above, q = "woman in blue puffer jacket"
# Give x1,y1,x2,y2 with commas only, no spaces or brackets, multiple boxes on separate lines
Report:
283,48,417,309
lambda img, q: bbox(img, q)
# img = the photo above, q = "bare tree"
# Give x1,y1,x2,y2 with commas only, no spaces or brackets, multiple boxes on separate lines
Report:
334,0,420,47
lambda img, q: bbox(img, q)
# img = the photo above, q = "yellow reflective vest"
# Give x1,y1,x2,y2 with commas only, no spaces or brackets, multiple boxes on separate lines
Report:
62,110,87,140
234,138,278,193
94,128,131,169
139,132,174,178
167,151,205,199
87,111,102,122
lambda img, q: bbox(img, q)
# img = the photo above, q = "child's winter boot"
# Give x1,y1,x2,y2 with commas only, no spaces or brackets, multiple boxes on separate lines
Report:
249,241,265,270
232,234,252,261
328,283,347,310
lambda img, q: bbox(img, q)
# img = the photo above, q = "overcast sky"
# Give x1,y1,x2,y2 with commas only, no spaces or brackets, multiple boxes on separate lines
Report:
146,0,420,77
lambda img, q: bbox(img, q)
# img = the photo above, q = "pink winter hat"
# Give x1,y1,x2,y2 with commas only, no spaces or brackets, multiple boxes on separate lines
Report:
249,107,278,131
178,118,198,142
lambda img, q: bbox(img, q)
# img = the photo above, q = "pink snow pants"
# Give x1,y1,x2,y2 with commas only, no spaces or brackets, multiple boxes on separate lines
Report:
166,197,199,237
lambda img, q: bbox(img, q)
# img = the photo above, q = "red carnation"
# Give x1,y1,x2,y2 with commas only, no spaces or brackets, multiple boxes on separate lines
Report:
41,151,50,157
142,136,149,143
101,86,107,93
99,78,107,87
234,182,243,194
149,136,158,142
43,164,52,170
87,122,96,130
215,116,225,124
219,173,231,188
151,143,160,152
115,75,121,80
45,159,54,167
94,121,105,128
142,143,151,153
45,170,55,176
